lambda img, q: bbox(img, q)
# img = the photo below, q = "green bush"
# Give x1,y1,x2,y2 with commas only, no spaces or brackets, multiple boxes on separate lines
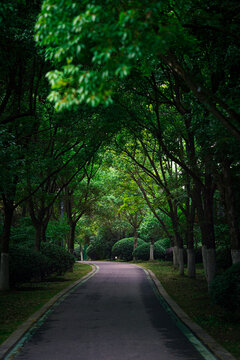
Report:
9,245,50,286
133,242,165,261
41,243,75,275
155,238,171,251
210,262,240,311
111,237,145,261
10,217,35,248
87,235,114,260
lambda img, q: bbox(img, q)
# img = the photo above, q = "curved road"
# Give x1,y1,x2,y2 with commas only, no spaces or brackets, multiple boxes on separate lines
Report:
11,262,210,360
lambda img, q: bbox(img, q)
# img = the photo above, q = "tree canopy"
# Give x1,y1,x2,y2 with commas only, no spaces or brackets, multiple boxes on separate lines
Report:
0,0,240,293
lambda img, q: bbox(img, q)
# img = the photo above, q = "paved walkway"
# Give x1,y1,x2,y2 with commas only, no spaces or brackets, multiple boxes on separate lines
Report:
11,262,210,360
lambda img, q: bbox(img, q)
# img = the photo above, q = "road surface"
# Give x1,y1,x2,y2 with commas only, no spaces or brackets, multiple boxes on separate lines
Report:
11,261,211,360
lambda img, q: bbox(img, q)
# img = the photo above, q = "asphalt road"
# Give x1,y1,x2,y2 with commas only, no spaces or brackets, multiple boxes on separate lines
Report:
12,262,208,360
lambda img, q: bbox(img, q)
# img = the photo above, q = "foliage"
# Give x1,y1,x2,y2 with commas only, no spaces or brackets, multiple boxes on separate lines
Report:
9,245,50,286
86,233,113,260
133,242,165,261
46,217,69,246
155,238,171,251
10,217,35,247
41,242,75,275
139,215,164,242
111,237,145,261
210,262,240,312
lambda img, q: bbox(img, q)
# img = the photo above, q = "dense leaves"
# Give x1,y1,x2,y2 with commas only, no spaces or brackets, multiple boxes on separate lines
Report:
111,237,145,261
41,243,75,275
210,262,240,311
133,242,165,261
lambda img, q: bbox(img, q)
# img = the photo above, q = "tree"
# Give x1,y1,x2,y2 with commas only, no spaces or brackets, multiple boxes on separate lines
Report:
65,161,101,253
36,0,240,141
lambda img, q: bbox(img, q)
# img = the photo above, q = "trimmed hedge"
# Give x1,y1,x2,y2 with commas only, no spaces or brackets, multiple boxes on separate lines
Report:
133,241,165,261
41,243,75,275
8,243,75,286
111,237,145,261
9,245,51,286
210,262,240,311
87,237,113,260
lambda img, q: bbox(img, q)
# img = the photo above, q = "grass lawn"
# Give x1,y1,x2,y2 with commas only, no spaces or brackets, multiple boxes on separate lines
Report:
137,261,240,360
0,262,92,345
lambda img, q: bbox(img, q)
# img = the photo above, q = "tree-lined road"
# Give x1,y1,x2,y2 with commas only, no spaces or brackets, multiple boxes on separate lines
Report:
13,262,208,360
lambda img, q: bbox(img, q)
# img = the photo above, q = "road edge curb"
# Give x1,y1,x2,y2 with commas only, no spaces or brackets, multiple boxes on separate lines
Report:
144,267,237,360
0,264,97,360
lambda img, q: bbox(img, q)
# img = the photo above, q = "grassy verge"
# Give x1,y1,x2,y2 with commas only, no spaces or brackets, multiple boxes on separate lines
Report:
138,261,240,360
0,262,92,345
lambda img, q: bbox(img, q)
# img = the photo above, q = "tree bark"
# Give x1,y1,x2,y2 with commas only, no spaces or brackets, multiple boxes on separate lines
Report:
231,250,240,264
173,245,178,269
68,222,76,254
187,249,196,278
221,162,240,264
149,239,154,261
133,229,138,250
35,224,42,252
186,204,196,278
206,248,217,288
193,181,216,283
0,253,10,291
0,201,15,290
80,248,84,261
202,245,208,280
178,247,184,276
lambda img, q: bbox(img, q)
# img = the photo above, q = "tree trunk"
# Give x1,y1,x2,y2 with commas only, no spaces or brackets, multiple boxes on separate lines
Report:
187,249,196,278
206,248,216,288
0,253,10,291
193,180,216,283
35,224,42,252
68,222,76,254
178,247,184,276
42,217,50,243
149,239,154,261
0,202,14,290
170,206,184,275
202,245,208,280
173,245,178,269
186,201,196,278
221,162,240,264
80,250,84,261
231,250,240,264
204,177,217,286
133,229,138,251
132,229,138,261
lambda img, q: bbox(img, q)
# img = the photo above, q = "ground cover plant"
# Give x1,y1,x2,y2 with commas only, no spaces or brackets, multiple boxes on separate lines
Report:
0,262,92,345
139,261,240,360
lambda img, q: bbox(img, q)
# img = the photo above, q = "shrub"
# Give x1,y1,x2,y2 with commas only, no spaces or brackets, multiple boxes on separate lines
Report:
210,262,240,311
41,243,75,275
10,217,35,248
133,241,165,261
87,235,114,260
111,237,145,261
155,238,171,251
9,245,50,286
